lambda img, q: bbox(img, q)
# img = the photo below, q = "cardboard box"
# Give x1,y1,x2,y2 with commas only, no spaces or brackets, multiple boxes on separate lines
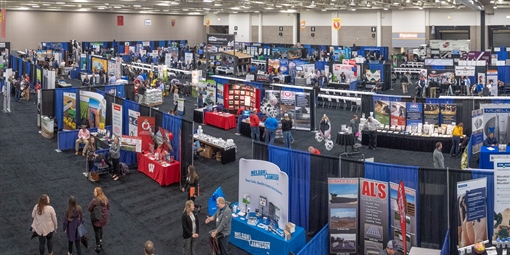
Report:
200,145,213,158
285,222,295,233
284,230,291,240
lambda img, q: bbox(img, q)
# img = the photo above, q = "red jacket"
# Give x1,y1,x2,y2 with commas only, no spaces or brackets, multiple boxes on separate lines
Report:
250,113,260,127
88,198,110,227
314,148,321,155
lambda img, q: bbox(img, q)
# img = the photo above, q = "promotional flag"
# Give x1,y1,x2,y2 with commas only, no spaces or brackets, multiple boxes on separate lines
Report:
333,18,341,31
117,15,124,26
300,20,306,30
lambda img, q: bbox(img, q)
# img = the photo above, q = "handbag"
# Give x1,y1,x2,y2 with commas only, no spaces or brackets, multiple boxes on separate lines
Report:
77,223,87,238
91,205,102,222
80,235,89,248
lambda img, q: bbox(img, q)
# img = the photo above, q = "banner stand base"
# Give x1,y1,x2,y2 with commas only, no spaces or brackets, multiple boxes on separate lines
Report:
55,149,62,153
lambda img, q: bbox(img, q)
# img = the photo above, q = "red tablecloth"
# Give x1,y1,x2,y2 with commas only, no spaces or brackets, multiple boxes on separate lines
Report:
204,112,236,130
137,153,180,186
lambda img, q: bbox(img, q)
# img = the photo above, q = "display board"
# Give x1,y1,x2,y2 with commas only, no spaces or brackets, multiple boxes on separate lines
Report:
494,160,510,244
374,99,390,126
471,109,483,154
238,159,289,230
440,104,457,128
137,116,155,152
480,104,510,145
423,103,440,126
112,103,122,137
91,57,108,74
328,178,359,255
360,178,389,255
390,102,406,127
390,182,417,254
456,178,488,249
128,108,140,136
406,103,423,127
227,84,257,111
63,92,77,130
279,90,311,130
79,91,106,129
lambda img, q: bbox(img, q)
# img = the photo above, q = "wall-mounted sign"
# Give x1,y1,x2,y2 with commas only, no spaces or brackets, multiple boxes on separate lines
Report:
205,18,210,27
311,27,315,32
144,19,152,26
371,27,376,33
279,26,283,31
300,20,306,30
392,32,425,48
234,26,238,31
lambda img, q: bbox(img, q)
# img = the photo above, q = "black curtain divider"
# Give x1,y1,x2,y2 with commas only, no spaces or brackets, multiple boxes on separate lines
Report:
309,90,315,132
181,119,194,185
124,84,135,101
41,89,55,117
448,169,474,255
251,141,268,161
457,100,473,135
152,110,163,129
105,93,114,126
418,167,448,249
361,94,373,118
139,105,151,118
340,157,365,178
308,154,341,236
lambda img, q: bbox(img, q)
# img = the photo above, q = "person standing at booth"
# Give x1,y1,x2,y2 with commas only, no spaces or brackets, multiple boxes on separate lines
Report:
110,136,121,181
205,197,231,255
249,109,260,141
264,115,279,145
281,113,294,149
450,123,464,157
366,117,381,150
181,200,199,255
483,132,498,147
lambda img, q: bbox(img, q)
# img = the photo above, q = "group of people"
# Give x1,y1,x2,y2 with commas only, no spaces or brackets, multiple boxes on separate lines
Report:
31,187,109,255
249,109,295,148
433,122,469,169
8,73,36,103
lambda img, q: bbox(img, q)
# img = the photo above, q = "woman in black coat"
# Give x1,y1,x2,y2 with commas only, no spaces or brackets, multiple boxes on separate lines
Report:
181,200,199,255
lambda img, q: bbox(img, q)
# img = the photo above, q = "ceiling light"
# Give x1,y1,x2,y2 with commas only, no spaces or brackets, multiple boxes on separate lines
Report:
19,6,30,10
189,12,201,14
114,6,121,8
56,2,65,4
507,15,510,18
157,3,170,6
275,5,282,7
265,7,274,9
214,3,222,6
419,6,423,9
43,3,50,5
98,7,106,9
494,5,498,8
133,4,141,7
203,0,213,2
321,8,327,11
170,2,179,5
350,8,356,11
383,7,388,10
393,2,400,5
406,0,410,2
231,7,240,10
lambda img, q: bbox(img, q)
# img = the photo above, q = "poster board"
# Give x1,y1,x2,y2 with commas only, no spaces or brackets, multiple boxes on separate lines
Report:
63,92,77,130
494,161,510,244
456,178,488,249
112,103,122,137
390,102,406,127
121,135,142,152
440,104,457,128
328,178,359,254
79,91,106,129
374,99,390,126
423,104,440,126
471,109,483,154
360,178,389,255
406,103,423,128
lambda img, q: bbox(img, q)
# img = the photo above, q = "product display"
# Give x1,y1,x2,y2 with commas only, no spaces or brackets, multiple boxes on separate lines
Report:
143,89,163,106
227,84,257,111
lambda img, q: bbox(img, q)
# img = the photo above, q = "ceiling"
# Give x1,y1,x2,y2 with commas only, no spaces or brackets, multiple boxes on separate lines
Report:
2,0,510,14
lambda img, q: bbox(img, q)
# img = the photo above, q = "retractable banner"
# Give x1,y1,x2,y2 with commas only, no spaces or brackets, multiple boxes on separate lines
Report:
456,178,488,249
471,109,483,154
112,103,122,137
79,91,106,129
360,178,389,255
207,33,235,47
406,102,422,127
390,102,406,127
389,182,417,254
373,96,390,126
137,116,155,152
328,178,359,255
127,109,140,136
63,92,77,130
494,161,510,244
440,104,457,128
423,103,440,126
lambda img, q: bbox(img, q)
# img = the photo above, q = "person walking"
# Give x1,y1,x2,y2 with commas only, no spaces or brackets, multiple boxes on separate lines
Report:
450,123,464,157
350,114,359,151
433,142,445,168
249,109,260,141
86,136,98,182
110,136,121,181
173,88,180,112
281,113,294,149
181,200,199,255
31,194,58,255
88,187,110,253
205,197,232,255
181,165,201,212
63,196,83,255
264,115,279,145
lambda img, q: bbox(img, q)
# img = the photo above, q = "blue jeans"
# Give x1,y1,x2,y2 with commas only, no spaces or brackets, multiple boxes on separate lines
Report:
15,88,21,102
451,136,461,156
283,131,292,148
250,126,260,141
265,129,276,145
218,234,229,255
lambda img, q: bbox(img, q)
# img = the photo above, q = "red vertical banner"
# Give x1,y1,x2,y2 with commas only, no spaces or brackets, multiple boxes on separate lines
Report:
397,181,407,255
137,116,155,152
1,9,6,38
117,15,124,26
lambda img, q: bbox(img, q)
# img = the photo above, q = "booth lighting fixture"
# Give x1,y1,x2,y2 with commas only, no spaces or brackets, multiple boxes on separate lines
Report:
230,6,240,10
170,1,180,5
98,6,106,9
43,3,50,6
18,6,30,9
383,7,389,10
214,3,222,6
157,3,170,6
494,5,498,9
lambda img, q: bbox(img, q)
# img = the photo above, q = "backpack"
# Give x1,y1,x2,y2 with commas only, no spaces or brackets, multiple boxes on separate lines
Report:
91,205,102,222
120,162,130,176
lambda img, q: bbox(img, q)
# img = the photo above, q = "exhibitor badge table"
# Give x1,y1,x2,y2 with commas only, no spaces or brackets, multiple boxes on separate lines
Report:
137,153,180,186
479,146,510,169
230,216,306,255
204,112,236,130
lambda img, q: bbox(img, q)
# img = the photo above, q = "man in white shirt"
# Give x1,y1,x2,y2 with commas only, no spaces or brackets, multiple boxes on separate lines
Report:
464,77,471,96
366,117,381,150
108,73,117,85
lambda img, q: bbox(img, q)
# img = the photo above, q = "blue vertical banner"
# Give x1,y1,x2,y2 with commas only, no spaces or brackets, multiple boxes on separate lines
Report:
471,109,484,154
406,102,423,127
280,59,289,75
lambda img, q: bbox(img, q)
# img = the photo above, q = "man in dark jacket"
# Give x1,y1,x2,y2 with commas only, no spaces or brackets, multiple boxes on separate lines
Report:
281,113,294,148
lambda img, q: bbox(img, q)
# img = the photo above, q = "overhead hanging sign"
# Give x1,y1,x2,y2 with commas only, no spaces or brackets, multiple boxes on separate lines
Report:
333,18,341,30
207,33,235,47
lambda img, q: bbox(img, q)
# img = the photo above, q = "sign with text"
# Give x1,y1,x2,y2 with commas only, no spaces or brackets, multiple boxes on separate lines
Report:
471,109,483,154
390,102,406,127
423,103,440,126
440,104,457,128
128,109,140,137
207,33,235,47
63,92,77,131
406,102,423,127
494,161,510,242
137,116,155,152
112,103,122,137
360,178,389,255
328,178,359,255
457,178,488,248
455,66,475,76
390,182,417,254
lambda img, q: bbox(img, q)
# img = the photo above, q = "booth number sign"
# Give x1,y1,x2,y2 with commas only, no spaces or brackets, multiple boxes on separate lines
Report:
145,19,152,26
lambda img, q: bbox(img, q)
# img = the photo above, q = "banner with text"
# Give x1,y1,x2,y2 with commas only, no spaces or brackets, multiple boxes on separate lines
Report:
471,109,484,154
390,182,417,254
457,178,488,248
79,91,106,129
137,116,155,152
423,103,440,126
207,33,235,47
328,178,359,255
440,104,457,128
373,96,390,126
63,92,77,131
360,178,389,255
494,161,510,243
406,102,423,127
480,104,510,145
128,109,140,137
390,102,406,127
112,103,122,137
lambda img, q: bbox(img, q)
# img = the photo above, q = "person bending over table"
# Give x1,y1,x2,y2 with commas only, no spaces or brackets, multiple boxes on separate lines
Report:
75,125,90,156
450,123,464,158
483,132,498,147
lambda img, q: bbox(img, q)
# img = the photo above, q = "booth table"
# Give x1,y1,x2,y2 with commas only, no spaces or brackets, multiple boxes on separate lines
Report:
204,112,236,130
230,216,306,255
193,109,204,123
361,131,453,152
336,132,355,152
329,81,358,91
137,153,180,186
479,146,509,169
193,137,236,165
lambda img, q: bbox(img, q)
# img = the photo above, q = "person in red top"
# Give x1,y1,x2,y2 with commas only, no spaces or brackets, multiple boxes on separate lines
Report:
308,146,320,155
250,108,261,141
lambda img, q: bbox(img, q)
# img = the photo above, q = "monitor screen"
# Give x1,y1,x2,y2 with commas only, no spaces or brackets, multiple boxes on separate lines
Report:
296,66,303,71
268,202,275,219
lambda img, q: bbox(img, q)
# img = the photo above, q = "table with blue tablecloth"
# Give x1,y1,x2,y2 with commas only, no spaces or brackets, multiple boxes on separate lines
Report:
230,215,306,255
479,146,510,169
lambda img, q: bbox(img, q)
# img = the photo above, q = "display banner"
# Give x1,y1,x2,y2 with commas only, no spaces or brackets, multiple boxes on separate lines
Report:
328,178,359,254
406,102,422,127
455,66,475,76
487,70,498,96
390,102,406,127
79,91,106,129
268,59,280,74
205,83,217,105
261,90,281,118
80,54,87,70
207,33,235,47
390,182,417,254
333,18,341,30
121,135,142,152
91,57,107,74
62,92,77,130
216,83,224,105
184,52,193,65
128,109,140,136
457,178,488,249
294,92,311,130
191,70,201,85
177,98,185,115
300,20,306,30
279,59,289,75
373,96,390,126
332,64,355,82
365,69,381,83
1,9,5,38
494,160,510,243
137,116,155,152
440,104,457,128
112,103,122,137
360,178,389,255
480,104,510,145
423,103,440,126
238,159,289,230
471,109,484,154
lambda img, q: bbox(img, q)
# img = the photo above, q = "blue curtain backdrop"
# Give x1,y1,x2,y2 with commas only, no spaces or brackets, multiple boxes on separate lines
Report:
364,162,419,243
268,146,310,230
161,113,182,162
55,88,80,130
497,66,510,84
296,224,329,255
104,84,126,98
471,169,494,241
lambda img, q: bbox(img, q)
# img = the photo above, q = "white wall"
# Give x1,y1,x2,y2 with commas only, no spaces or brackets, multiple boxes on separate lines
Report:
262,13,295,26
229,14,252,42
392,10,426,32
429,9,479,26
300,11,332,26
382,10,392,26
486,9,510,25
203,13,229,26
335,11,378,26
